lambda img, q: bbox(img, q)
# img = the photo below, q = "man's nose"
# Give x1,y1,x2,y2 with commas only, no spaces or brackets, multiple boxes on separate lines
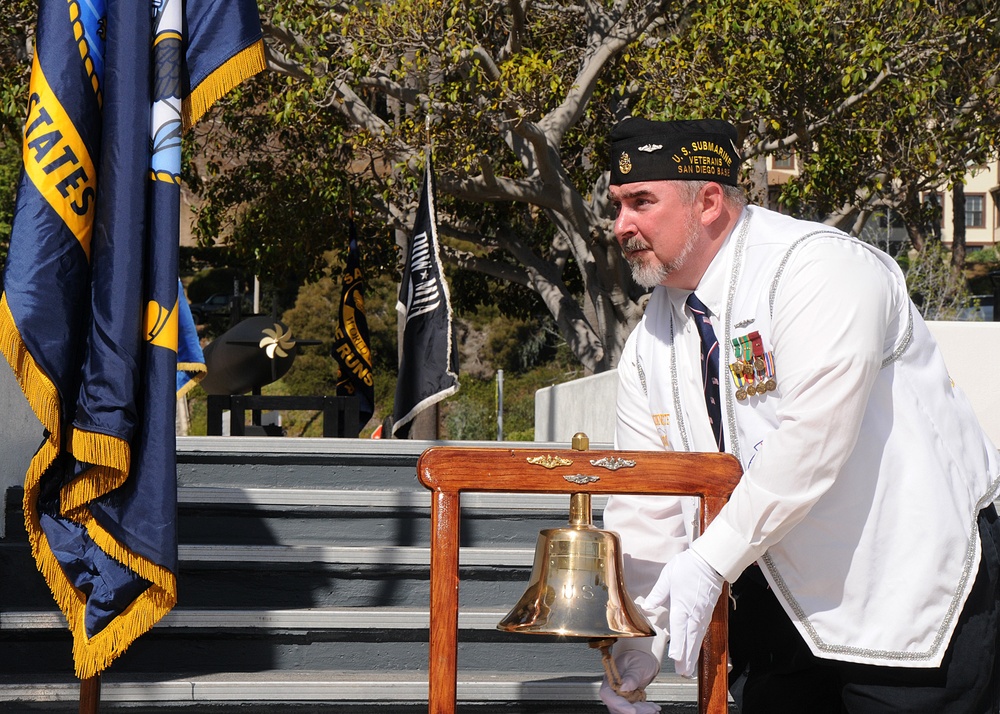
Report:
614,209,635,243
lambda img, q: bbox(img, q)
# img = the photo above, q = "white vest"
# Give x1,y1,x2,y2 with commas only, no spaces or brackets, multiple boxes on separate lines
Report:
629,206,1000,667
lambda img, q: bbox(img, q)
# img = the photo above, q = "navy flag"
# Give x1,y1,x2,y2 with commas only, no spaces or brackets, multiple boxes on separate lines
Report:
0,0,264,678
392,154,459,438
332,220,374,430
177,279,206,397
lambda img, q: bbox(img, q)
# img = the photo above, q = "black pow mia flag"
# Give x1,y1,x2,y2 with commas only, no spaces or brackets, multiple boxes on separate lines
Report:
391,154,459,438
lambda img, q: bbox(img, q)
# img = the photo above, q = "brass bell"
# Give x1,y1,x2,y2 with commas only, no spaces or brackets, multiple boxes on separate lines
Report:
497,491,654,639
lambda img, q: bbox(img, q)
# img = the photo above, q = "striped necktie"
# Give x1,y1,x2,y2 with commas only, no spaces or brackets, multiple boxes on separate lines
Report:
686,292,725,451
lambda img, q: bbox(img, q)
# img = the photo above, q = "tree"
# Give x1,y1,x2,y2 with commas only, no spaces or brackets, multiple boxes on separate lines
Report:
0,0,35,268
0,0,33,143
3,1,999,369
229,0,1000,370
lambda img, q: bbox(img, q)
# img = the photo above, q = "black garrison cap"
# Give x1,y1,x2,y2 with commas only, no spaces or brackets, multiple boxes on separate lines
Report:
609,118,741,186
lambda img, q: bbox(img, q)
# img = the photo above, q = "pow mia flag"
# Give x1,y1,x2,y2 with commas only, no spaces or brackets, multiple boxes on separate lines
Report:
391,154,459,437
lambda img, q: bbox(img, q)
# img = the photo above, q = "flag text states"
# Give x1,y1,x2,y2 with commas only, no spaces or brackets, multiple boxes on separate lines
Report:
23,56,96,257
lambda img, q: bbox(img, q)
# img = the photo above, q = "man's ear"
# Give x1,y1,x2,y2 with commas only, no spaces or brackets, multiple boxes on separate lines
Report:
698,182,726,225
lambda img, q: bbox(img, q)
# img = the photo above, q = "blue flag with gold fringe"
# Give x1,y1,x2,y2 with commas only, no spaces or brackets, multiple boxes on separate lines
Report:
177,278,206,397
332,219,374,431
0,0,264,678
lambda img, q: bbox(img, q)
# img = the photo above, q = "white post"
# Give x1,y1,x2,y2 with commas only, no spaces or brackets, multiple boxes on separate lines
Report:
496,369,504,441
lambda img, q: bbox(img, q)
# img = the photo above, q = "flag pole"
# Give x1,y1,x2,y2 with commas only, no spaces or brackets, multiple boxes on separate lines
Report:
79,675,100,713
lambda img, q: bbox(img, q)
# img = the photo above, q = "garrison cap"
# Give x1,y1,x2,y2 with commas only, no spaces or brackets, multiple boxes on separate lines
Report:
609,117,741,186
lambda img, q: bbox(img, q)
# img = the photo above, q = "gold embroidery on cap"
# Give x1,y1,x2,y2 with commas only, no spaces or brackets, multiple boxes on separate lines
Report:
619,152,632,174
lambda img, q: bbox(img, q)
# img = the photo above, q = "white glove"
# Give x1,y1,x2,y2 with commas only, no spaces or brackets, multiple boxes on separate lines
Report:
645,549,724,678
599,649,662,714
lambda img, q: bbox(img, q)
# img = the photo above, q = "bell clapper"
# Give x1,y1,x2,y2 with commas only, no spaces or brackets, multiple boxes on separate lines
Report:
589,637,647,704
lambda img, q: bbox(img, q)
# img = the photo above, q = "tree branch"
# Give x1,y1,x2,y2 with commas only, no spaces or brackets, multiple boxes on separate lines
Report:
502,0,527,60
439,245,530,286
541,1,678,143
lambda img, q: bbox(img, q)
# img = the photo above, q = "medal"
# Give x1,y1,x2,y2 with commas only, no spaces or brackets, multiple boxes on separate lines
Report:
730,340,750,391
749,331,767,373
738,335,754,377
729,362,748,399
762,352,778,392
732,330,779,401
730,338,745,376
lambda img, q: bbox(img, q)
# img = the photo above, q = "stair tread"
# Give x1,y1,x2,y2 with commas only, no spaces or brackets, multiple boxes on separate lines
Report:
177,486,605,511
0,669,701,703
1,606,517,631
0,541,536,565
179,543,536,566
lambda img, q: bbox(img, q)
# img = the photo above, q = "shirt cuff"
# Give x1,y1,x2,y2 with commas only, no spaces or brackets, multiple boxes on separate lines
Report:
690,516,765,583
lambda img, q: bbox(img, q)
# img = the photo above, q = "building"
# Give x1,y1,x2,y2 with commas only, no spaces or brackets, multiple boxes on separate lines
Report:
764,154,1000,250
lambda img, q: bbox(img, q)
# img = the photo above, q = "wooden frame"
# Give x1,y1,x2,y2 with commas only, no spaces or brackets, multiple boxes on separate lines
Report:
416,445,743,714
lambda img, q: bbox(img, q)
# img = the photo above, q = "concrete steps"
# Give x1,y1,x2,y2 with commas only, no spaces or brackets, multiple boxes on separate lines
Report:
0,670,702,712
0,437,725,712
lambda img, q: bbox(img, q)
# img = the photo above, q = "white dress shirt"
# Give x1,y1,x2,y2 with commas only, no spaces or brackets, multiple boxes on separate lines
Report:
607,205,1000,667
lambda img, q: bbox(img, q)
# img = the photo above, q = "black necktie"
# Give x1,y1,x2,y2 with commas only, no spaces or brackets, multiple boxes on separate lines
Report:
686,292,725,451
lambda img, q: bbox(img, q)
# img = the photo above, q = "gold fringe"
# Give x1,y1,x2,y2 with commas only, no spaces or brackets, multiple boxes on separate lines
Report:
70,581,176,679
22,438,86,613
182,38,266,130
86,517,177,598
0,296,98,674
62,429,130,515
176,362,207,399
70,516,177,678
0,294,61,437
0,294,177,679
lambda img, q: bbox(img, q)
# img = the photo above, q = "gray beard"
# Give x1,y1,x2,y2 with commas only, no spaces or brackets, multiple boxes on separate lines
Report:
629,256,667,288
623,221,699,288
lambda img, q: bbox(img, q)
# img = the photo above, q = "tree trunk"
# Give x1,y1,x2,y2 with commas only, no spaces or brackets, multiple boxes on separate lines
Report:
902,191,927,252
951,183,967,294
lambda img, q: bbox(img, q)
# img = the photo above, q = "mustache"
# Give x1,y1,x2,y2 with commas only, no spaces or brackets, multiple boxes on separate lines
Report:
621,237,649,253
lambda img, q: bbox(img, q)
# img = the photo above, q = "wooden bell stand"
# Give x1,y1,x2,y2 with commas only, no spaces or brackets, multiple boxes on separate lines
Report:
416,442,742,714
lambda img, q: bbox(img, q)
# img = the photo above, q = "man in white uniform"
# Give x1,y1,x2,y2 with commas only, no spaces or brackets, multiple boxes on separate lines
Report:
598,117,1000,714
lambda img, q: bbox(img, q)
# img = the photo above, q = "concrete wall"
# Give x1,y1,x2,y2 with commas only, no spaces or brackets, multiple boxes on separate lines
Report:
0,361,42,537
535,321,1000,447
925,321,1000,445
534,371,618,444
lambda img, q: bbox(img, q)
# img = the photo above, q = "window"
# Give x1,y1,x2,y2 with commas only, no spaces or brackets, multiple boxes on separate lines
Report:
772,153,795,170
966,194,985,228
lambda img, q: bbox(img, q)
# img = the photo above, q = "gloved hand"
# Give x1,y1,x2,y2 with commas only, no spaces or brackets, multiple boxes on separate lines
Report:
645,549,724,678
599,649,662,714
